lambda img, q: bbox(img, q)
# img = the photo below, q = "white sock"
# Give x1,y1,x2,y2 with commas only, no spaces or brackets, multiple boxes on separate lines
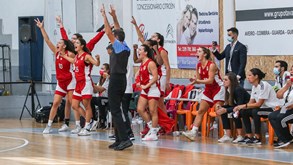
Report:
48,120,53,127
191,126,198,133
147,121,152,128
75,121,80,126
85,122,90,130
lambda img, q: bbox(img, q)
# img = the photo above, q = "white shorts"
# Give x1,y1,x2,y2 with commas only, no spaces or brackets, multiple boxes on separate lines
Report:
140,85,160,100
72,80,93,101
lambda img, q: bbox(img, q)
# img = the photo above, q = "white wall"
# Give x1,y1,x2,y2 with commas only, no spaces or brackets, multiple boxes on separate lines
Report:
0,0,45,49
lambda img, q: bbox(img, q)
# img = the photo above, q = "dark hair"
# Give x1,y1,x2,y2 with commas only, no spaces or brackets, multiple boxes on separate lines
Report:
155,32,164,46
200,47,211,60
224,72,239,106
276,60,288,71
146,39,158,47
73,33,83,39
77,38,91,55
106,43,113,50
113,29,125,42
99,63,110,86
141,44,156,61
227,27,239,36
250,68,266,81
62,39,76,54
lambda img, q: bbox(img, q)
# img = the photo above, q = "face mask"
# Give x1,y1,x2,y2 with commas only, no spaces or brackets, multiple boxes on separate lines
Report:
227,36,233,43
99,70,104,76
273,68,280,75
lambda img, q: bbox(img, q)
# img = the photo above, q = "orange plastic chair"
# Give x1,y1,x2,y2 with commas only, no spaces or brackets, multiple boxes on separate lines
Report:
207,106,224,138
191,102,208,137
260,117,274,145
177,101,194,130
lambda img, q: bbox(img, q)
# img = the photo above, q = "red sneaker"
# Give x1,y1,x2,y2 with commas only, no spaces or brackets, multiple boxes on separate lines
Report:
140,125,150,136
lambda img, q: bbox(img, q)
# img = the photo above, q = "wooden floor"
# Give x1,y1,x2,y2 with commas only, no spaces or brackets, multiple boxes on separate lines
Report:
0,119,292,165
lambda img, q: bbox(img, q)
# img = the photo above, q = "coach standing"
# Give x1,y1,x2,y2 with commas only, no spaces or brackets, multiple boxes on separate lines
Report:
212,27,247,87
101,4,132,151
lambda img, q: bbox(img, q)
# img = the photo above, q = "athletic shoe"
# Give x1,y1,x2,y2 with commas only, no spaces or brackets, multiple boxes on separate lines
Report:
90,120,98,131
142,128,159,141
246,137,261,145
182,130,197,141
140,125,150,136
58,124,69,132
78,128,90,136
43,126,53,134
290,126,293,136
274,140,291,149
129,134,135,141
71,125,82,134
109,135,116,140
232,135,244,143
237,136,250,144
218,135,233,143
114,140,133,151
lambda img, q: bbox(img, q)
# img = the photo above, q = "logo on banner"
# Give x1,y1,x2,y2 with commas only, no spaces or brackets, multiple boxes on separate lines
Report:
166,24,174,38
138,23,148,41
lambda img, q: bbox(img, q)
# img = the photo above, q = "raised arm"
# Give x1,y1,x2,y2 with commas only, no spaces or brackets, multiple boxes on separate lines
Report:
56,16,69,40
133,44,142,63
109,5,120,30
85,54,100,66
35,18,57,54
131,16,145,43
100,4,116,44
212,44,227,60
86,24,105,52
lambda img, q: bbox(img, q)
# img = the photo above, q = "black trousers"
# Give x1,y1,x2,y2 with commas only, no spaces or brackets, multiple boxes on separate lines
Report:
122,93,134,135
91,96,108,123
221,113,242,130
268,109,293,142
240,108,273,134
108,74,128,142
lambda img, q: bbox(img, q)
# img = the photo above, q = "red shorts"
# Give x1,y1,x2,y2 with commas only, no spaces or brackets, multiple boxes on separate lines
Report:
55,78,76,97
201,86,225,107
140,85,160,101
72,80,93,101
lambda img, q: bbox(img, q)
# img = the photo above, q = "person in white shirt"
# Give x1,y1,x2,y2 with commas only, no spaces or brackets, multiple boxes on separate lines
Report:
269,65,293,149
234,68,282,145
273,60,290,91
90,63,110,130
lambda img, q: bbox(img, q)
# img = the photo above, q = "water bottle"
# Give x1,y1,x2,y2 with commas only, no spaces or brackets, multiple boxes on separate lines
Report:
137,117,144,132
131,118,138,134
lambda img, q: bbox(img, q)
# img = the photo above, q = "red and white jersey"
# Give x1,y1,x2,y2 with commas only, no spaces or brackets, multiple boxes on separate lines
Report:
74,52,93,82
197,61,223,89
139,59,159,93
55,51,73,82
159,47,168,76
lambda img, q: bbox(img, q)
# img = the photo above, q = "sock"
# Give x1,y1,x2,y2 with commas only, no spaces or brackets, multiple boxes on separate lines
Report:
48,120,53,127
76,121,80,126
147,121,152,128
85,122,90,130
64,119,70,126
191,126,198,133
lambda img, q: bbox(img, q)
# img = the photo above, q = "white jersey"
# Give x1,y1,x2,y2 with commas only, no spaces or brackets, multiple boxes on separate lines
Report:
274,71,290,89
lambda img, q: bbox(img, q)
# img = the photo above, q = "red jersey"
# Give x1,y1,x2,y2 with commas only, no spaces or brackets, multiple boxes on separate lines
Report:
139,59,159,93
197,61,223,89
74,52,93,82
55,51,73,82
158,47,168,76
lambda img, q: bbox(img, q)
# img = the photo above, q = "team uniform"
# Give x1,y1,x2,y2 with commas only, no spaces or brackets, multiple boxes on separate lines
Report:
72,52,93,100
139,59,160,100
55,51,76,97
197,61,225,107
158,47,167,96
274,71,290,89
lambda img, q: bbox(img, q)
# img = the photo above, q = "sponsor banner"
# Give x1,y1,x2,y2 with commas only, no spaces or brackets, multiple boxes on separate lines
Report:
236,0,293,55
176,0,219,69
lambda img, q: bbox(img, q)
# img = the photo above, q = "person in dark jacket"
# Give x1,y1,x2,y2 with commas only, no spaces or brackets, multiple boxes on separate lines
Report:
216,72,250,143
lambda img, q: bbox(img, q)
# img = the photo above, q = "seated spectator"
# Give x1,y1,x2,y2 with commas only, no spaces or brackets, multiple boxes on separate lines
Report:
216,72,250,143
90,63,110,130
234,68,282,145
269,65,293,149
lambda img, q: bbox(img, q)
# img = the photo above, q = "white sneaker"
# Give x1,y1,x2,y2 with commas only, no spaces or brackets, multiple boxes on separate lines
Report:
142,128,159,141
78,128,90,136
90,120,98,131
71,125,81,134
43,126,53,134
290,126,293,136
182,130,197,141
232,135,244,143
58,124,69,132
218,135,233,143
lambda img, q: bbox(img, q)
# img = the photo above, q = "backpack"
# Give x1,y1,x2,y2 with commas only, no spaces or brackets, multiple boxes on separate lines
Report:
35,106,51,123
